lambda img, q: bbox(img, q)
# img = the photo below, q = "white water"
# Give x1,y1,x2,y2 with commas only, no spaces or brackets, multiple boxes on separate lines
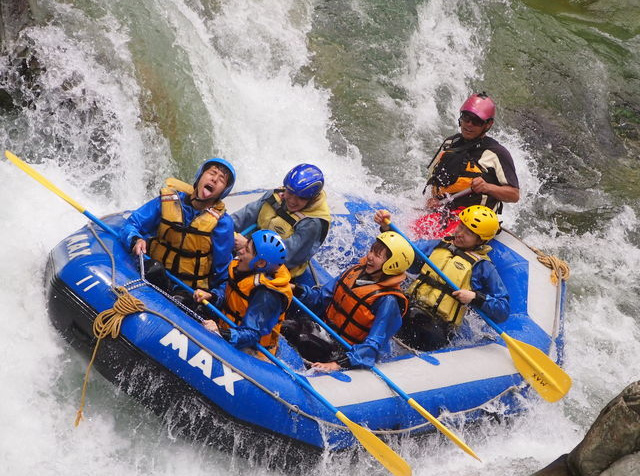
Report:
1,1,639,475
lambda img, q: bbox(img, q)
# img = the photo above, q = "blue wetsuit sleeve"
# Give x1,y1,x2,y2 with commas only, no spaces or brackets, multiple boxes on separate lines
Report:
119,197,162,251
344,295,403,369
209,214,235,288
295,277,338,316
471,260,510,323
227,287,286,349
230,191,272,233
283,218,324,268
203,281,226,309
408,239,440,274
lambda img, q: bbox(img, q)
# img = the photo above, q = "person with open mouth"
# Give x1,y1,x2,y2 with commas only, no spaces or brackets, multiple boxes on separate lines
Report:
119,158,237,300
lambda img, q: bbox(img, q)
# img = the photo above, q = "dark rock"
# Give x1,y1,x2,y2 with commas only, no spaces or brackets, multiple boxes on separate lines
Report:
567,381,640,476
0,0,33,46
533,381,640,475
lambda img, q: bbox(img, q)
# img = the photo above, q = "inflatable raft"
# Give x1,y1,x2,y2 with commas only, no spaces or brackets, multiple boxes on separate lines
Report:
44,191,567,468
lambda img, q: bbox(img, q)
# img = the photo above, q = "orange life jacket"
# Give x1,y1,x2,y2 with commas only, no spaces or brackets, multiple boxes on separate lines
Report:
325,259,408,344
219,260,293,353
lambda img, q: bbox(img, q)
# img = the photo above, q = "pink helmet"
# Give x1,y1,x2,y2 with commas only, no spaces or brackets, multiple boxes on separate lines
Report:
460,92,496,121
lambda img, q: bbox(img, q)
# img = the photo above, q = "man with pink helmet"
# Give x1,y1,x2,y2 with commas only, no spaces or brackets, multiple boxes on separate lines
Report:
418,92,519,236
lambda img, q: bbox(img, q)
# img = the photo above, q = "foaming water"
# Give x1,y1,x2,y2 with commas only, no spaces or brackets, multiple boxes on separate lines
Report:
400,0,489,142
159,0,378,199
1,0,639,475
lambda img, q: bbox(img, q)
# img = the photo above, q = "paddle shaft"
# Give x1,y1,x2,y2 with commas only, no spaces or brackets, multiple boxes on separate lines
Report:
438,187,472,207
386,222,504,332
386,221,571,402
292,296,480,461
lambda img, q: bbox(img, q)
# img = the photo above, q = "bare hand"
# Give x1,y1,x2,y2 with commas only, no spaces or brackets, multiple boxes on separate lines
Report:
234,232,248,252
311,361,341,372
452,289,476,304
374,209,391,230
193,289,212,303
133,238,147,256
470,177,492,195
203,319,220,335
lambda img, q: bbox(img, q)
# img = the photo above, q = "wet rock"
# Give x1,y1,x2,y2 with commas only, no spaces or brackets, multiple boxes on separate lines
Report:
568,381,640,476
600,453,640,476
0,0,33,46
531,455,569,476
533,381,640,476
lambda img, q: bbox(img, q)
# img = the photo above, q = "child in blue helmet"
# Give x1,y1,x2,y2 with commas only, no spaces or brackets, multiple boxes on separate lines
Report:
119,158,236,291
194,230,293,354
231,163,331,281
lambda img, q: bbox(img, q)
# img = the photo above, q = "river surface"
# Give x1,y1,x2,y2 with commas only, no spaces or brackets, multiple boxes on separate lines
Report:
0,1,639,475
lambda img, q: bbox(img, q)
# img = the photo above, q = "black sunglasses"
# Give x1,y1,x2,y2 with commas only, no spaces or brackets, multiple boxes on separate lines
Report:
459,111,487,127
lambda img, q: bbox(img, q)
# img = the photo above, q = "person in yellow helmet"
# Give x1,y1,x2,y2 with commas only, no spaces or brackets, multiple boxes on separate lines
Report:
375,205,510,351
284,231,414,371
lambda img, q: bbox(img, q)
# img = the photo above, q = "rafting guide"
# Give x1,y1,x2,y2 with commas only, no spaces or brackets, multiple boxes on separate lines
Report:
414,93,520,238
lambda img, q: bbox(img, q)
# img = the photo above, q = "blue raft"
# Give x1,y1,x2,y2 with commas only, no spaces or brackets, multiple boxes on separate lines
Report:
44,192,567,467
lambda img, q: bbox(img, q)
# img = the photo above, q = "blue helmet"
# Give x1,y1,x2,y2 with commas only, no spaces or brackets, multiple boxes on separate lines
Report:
193,158,236,199
283,163,324,199
249,230,287,273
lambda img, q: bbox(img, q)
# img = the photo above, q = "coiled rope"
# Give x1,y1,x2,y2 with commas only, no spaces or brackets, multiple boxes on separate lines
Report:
76,223,469,436
74,286,146,426
531,247,571,285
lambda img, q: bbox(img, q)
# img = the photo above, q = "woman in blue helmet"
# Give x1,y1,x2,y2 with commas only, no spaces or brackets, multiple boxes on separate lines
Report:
119,158,236,291
231,163,331,280
194,230,293,355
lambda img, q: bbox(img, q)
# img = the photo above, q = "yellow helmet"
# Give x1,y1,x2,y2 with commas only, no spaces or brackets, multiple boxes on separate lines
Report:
459,205,500,241
377,231,415,275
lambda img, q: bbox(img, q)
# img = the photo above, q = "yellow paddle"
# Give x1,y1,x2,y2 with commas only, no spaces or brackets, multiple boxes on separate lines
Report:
385,220,571,403
293,296,480,460
4,150,412,476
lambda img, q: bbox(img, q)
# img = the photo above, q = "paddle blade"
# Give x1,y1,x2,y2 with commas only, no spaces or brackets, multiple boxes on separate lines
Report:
5,150,87,213
407,399,480,461
335,411,412,476
502,334,572,402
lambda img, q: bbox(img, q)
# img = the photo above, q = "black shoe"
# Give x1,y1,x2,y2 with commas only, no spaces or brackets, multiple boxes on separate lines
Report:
297,333,334,362
143,259,171,290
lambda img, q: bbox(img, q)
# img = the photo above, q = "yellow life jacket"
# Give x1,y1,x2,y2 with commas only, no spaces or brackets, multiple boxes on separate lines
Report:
407,240,491,326
325,258,409,345
148,178,226,290
219,260,293,354
256,189,331,277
